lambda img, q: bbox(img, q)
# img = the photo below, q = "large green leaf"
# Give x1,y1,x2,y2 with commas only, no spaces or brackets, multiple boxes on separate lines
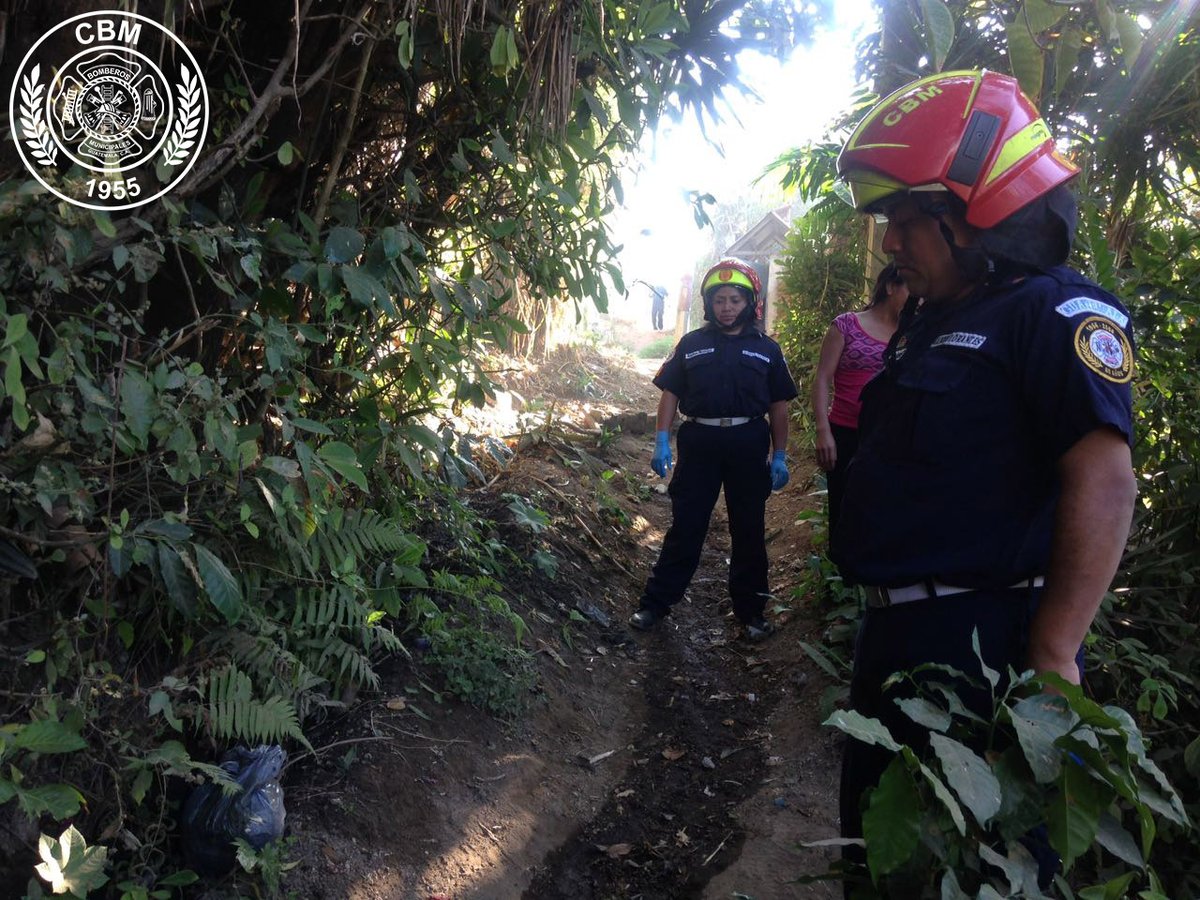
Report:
1046,760,1110,872
317,441,368,490
1009,694,1075,783
34,824,109,896
1094,810,1144,869
191,543,243,624
918,0,955,71
157,543,198,618
992,746,1046,841
20,783,85,819
340,264,388,309
1114,13,1144,70
114,374,158,436
13,718,87,754
914,754,967,836
896,697,951,733
862,756,921,880
823,709,901,752
324,226,364,263
1053,25,1084,97
1006,20,1045,102
977,842,1042,896
1020,0,1065,35
929,733,1001,827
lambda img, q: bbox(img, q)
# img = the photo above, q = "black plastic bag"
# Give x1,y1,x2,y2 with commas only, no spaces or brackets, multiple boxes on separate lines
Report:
181,744,287,877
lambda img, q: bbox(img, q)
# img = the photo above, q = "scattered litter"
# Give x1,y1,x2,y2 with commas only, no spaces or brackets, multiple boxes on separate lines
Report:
766,756,784,767
385,697,407,711
721,719,735,727
675,829,691,846
615,789,635,799
661,747,686,761
597,842,633,858
773,797,788,808
537,645,570,669
181,745,286,877
576,600,611,627
584,748,619,767
701,756,716,769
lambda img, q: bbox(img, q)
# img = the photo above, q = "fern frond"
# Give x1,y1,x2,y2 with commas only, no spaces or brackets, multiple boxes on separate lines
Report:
204,664,311,749
309,634,379,691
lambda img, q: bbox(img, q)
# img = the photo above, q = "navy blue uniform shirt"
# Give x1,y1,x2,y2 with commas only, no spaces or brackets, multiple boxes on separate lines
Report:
654,324,798,418
833,266,1135,587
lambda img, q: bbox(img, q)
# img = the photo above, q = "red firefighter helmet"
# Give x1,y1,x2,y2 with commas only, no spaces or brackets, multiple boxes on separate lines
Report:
701,257,762,322
837,70,1079,229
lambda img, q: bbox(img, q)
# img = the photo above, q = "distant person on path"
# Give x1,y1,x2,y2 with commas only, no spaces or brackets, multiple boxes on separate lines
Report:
810,263,908,539
834,70,1137,886
650,284,667,331
630,258,798,642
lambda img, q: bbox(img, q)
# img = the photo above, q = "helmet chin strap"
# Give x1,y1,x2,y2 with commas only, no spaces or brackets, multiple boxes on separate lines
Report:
733,304,758,328
924,199,993,283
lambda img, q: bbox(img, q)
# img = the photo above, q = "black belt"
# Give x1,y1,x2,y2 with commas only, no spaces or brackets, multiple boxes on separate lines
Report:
863,577,1045,608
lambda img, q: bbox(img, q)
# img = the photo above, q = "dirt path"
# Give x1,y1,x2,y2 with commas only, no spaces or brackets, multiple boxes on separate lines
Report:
280,349,843,899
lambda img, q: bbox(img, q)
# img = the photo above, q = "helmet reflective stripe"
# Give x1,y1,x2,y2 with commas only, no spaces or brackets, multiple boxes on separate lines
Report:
702,268,755,296
843,169,910,213
984,118,1052,184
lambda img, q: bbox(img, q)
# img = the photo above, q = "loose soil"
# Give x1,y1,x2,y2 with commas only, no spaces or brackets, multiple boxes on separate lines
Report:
280,344,844,899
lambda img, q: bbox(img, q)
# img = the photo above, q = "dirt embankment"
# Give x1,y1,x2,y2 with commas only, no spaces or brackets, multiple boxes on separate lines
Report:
280,346,843,899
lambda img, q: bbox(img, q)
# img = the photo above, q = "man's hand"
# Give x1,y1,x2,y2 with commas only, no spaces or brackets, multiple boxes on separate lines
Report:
651,430,673,478
770,450,789,491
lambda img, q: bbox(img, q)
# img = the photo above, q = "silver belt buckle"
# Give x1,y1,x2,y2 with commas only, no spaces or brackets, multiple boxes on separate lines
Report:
719,417,733,427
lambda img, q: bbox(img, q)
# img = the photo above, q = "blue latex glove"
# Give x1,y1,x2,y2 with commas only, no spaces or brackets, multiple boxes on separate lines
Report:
651,430,673,478
770,450,789,491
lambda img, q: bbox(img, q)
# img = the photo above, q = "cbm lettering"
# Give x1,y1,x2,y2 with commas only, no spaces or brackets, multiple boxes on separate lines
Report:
883,85,943,126
75,18,142,45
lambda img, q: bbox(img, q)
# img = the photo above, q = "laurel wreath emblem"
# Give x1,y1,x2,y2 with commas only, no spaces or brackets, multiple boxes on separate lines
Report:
18,65,58,167
161,66,202,167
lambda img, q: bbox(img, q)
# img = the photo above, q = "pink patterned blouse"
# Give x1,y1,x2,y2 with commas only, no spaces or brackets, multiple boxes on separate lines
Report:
829,312,888,429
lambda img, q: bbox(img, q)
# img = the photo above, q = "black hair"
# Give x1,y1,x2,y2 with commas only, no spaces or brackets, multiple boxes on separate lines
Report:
866,263,905,309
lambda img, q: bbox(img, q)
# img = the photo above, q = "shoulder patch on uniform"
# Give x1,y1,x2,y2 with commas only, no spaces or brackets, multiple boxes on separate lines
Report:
741,349,771,364
684,347,715,361
1074,316,1133,383
931,331,987,350
1055,296,1129,329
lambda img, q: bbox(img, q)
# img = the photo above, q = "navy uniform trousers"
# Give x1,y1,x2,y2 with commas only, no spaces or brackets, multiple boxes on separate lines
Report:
640,417,772,623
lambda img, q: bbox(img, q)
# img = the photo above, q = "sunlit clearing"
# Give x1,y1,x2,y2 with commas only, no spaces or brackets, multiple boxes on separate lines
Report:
609,0,876,317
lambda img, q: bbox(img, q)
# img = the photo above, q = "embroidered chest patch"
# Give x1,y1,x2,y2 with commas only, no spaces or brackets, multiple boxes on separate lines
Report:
1075,316,1133,383
741,349,771,364
931,331,987,350
684,347,716,361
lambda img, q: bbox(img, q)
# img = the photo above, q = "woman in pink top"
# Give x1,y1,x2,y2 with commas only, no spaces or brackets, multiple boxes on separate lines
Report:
811,264,909,535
